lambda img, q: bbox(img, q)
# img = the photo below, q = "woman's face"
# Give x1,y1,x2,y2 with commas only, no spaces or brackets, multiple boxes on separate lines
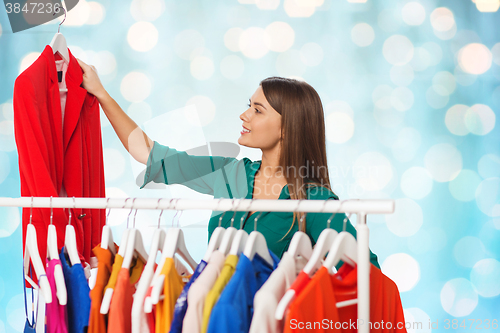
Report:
238,86,282,150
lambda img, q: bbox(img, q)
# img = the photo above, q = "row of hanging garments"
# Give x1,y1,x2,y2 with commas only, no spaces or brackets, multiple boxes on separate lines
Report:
32,202,406,333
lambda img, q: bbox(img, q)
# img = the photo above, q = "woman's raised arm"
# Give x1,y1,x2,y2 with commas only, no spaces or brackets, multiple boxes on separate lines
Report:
77,58,153,165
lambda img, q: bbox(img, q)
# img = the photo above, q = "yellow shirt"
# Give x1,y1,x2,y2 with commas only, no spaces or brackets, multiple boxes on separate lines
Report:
156,258,192,333
104,254,145,293
201,254,239,333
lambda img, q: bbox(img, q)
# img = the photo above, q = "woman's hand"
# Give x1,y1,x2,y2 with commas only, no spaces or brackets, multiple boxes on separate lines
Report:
76,58,107,100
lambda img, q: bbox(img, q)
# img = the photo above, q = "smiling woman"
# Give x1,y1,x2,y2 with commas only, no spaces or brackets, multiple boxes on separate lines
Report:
76,61,379,266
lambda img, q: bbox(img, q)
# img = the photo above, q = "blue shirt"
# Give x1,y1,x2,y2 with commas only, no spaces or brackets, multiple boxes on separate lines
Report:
169,259,208,333
207,251,280,333
59,247,91,333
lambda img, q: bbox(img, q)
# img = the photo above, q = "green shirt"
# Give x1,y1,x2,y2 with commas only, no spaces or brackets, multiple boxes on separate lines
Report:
140,141,380,269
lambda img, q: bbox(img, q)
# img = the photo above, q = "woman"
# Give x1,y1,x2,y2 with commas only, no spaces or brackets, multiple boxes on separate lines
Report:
76,59,379,268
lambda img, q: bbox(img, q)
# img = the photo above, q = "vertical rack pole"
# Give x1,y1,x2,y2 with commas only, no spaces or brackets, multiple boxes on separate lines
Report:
357,212,369,333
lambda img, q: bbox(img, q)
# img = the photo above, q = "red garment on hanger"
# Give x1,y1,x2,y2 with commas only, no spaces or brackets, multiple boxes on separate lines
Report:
14,45,106,284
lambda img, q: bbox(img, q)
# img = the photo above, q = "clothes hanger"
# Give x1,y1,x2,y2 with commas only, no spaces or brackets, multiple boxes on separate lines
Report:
202,199,227,262
132,199,168,332
122,198,149,269
23,197,52,303
322,212,357,273
217,199,242,256
228,208,259,257
100,198,117,256
46,196,67,305
49,6,69,64
149,199,198,306
100,197,132,315
275,198,344,320
63,196,80,266
286,201,313,261
243,207,273,266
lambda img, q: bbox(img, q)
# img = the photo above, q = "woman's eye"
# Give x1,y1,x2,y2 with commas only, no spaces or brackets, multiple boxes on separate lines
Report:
254,108,261,113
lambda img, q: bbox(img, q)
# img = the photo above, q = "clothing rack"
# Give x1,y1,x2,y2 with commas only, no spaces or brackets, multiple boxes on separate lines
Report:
2,196,395,333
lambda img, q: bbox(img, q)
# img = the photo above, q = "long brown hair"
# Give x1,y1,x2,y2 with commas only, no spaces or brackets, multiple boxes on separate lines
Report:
260,76,333,234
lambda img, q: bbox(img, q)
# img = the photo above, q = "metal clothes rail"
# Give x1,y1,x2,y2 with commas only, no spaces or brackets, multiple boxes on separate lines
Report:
1,196,395,333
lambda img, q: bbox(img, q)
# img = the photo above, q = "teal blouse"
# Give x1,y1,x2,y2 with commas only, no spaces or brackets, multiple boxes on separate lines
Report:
140,141,380,269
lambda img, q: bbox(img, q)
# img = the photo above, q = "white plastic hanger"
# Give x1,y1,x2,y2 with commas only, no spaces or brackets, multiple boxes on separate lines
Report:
122,199,148,268
275,199,344,320
63,197,81,267
229,208,260,257
217,199,242,256
100,198,132,315
101,198,116,256
23,197,52,303
286,230,313,262
150,200,198,305
243,231,273,265
46,197,67,305
49,6,69,64
202,199,228,262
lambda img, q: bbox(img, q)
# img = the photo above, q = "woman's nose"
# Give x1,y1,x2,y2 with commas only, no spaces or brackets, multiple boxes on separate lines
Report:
240,109,250,121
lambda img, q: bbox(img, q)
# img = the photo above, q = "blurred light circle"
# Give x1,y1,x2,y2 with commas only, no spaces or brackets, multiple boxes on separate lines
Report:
424,143,462,182
403,308,431,333
458,43,493,75
478,154,500,179
400,166,433,199
449,169,482,201
392,127,421,163
351,23,375,47
103,148,125,182
64,0,90,26
390,87,414,111
383,35,414,65
190,56,214,80
453,236,487,268
0,206,19,238
390,64,414,86
372,85,393,109
220,55,245,80
265,21,295,52
256,0,280,10
401,2,426,26
426,85,449,109
19,52,41,74
422,41,443,66
130,0,165,22
454,65,477,86
239,27,270,59
120,71,151,102
174,29,205,60
434,23,457,40
445,104,469,136
382,253,420,292
464,104,496,135
385,198,423,237
475,177,500,217
87,1,106,24
470,259,500,297
432,71,456,95
95,51,117,76
224,28,243,52
441,278,478,317
185,95,216,127
276,49,306,77
353,152,393,191
430,7,455,31
475,0,500,12
0,22,2,38
127,21,159,52
409,47,431,72
373,107,404,128
127,101,152,125
284,0,316,17
1,102,13,121
492,43,500,66
378,9,402,33
326,112,354,144
325,100,354,118
300,42,323,66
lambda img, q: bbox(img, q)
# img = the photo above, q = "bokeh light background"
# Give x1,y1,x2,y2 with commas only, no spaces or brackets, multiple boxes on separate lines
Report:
1,0,500,331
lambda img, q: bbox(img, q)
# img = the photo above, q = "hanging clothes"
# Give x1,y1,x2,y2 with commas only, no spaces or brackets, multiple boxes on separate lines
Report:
206,251,280,333
201,254,239,333
182,250,225,333
14,45,106,286
88,244,118,333
284,264,407,333
249,252,307,333
45,258,69,333
59,247,91,333
169,259,207,333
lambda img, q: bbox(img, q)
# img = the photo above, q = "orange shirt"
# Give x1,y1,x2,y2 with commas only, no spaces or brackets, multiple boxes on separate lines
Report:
285,264,407,333
88,244,117,333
